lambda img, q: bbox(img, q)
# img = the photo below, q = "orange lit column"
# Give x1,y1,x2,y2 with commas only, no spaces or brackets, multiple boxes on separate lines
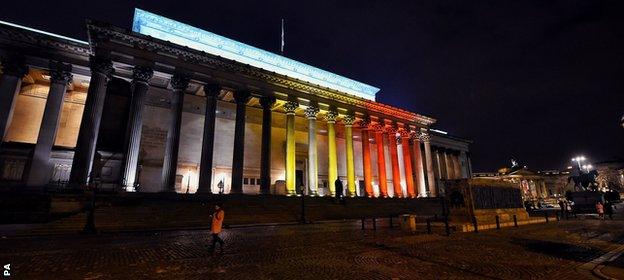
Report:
411,131,426,197
374,124,388,197
400,130,415,198
386,126,403,198
360,118,373,197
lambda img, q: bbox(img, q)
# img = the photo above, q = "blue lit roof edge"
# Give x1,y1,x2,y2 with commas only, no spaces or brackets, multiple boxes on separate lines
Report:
0,19,88,45
132,8,380,100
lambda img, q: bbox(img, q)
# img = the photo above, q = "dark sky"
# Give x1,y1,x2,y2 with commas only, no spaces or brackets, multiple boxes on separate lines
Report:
2,0,623,172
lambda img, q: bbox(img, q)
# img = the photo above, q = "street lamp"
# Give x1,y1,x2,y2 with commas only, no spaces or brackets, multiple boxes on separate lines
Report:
572,156,586,171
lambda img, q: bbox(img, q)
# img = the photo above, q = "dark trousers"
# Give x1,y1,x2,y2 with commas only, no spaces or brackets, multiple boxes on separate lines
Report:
211,233,224,248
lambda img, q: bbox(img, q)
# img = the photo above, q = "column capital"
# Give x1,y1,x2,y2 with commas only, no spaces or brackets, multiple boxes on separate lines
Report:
49,61,73,85
304,105,319,119
170,74,190,90
419,132,431,143
399,129,411,138
325,110,338,123
259,95,277,109
1,55,28,77
342,114,356,126
88,56,113,79
384,124,397,135
203,84,221,99
132,65,153,84
233,90,252,104
284,100,299,115
359,116,372,129
371,123,384,132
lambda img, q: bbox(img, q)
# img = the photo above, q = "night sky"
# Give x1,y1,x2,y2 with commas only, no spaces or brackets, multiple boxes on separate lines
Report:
1,1,623,172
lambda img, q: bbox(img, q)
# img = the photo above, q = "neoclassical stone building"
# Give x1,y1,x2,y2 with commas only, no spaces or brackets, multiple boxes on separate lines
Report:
0,9,472,198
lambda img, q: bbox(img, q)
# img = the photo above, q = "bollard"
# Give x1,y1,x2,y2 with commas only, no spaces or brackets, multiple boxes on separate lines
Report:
545,212,549,223
434,213,438,221
389,216,393,228
495,215,500,230
361,218,365,230
426,218,432,234
444,215,450,236
472,216,479,233
373,218,377,230
513,215,518,227
556,212,560,221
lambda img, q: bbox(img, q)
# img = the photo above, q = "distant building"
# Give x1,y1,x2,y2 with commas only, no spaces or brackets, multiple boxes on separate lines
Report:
473,167,571,201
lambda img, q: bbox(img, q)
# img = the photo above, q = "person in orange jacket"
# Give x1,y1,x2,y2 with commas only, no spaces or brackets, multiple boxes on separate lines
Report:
209,203,225,251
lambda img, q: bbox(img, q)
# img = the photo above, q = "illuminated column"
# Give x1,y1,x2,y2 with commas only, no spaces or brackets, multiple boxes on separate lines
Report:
444,151,454,179
453,153,462,179
304,105,319,195
121,65,153,190
284,101,298,195
197,84,220,194
400,130,415,198
411,131,426,197
27,62,72,187
386,126,403,198
69,56,113,187
360,118,373,197
230,90,251,194
259,95,276,195
0,56,27,141
374,124,388,197
343,114,356,196
161,74,190,192
325,110,338,195
420,130,436,197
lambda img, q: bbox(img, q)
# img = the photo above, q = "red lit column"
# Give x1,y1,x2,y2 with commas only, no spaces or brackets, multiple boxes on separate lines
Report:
360,119,373,197
400,130,415,198
374,124,388,197
386,126,403,198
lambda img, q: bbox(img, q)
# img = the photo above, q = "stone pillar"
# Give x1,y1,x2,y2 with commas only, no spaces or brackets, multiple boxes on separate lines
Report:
453,153,462,179
374,124,388,197
325,110,338,195
284,101,298,195
343,115,356,196
386,126,403,198
0,56,28,141
230,90,251,194
121,65,153,190
197,85,220,194
304,105,319,195
68,56,114,187
259,95,276,195
444,151,454,179
411,131,426,197
160,74,190,192
400,130,415,198
360,118,373,197
420,130,436,197
27,62,73,187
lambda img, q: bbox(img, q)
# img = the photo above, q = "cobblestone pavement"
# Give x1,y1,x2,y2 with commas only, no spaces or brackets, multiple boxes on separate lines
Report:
1,217,624,280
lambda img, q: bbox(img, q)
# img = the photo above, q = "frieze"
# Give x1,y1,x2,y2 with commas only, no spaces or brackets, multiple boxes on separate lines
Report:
85,22,436,126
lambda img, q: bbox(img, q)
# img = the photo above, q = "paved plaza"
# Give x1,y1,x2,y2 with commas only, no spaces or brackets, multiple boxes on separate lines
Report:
2,216,624,280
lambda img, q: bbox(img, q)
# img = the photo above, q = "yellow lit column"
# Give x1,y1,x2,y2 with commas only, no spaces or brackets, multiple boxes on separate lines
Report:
343,115,356,196
325,110,338,195
304,105,319,195
284,101,298,195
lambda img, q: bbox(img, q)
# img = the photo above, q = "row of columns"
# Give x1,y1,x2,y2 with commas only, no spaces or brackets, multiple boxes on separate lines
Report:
1,54,459,198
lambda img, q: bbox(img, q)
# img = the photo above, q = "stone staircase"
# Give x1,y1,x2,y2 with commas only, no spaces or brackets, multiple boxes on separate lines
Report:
21,195,444,235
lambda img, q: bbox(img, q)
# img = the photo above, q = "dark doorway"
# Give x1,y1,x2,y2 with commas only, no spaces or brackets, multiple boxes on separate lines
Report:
296,170,304,194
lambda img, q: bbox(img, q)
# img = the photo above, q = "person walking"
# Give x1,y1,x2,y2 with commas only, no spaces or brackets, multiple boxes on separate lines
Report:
605,201,614,220
209,203,225,252
596,201,604,220
334,179,343,204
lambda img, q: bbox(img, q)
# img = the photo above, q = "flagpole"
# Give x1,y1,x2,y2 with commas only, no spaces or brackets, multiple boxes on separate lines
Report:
281,19,285,55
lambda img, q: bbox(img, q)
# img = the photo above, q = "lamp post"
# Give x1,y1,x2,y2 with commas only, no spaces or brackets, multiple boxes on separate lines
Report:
572,156,586,172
